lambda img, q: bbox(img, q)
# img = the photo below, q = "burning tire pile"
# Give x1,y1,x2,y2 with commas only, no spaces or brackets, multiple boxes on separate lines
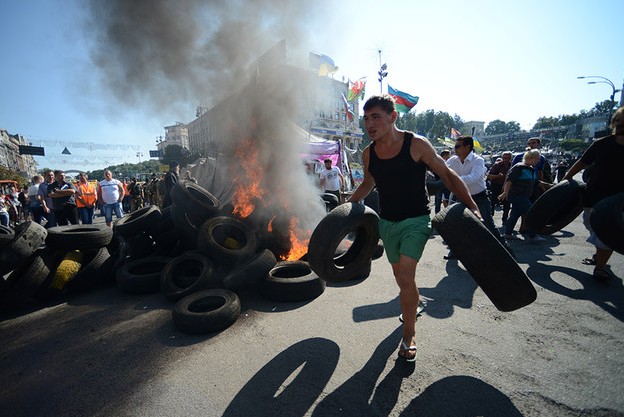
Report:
0,180,384,335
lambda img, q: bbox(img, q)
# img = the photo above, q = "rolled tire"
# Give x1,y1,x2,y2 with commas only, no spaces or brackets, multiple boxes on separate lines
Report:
0,225,14,250
152,206,182,245
0,248,62,310
113,205,162,237
321,193,339,212
126,232,157,260
170,203,200,248
426,178,444,195
66,247,113,292
590,192,624,255
525,179,585,235
45,224,113,250
170,180,221,225
197,216,257,266
223,249,277,291
372,240,384,260
260,261,325,302
308,203,379,283
116,256,172,294
432,204,537,312
172,289,241,334
0,221,47,275
49,250,83,290
161,252,220,302
363,189,380,215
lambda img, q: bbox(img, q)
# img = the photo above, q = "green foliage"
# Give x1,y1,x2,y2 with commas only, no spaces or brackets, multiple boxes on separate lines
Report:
0,166,28,184
485,120,522,135
87,160,162,181
558,139,589,154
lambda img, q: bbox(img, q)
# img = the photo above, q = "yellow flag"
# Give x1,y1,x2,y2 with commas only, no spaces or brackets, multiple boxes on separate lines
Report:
473,138,484,153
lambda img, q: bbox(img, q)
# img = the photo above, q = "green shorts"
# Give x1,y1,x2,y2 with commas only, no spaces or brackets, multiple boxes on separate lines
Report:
378,215,432,264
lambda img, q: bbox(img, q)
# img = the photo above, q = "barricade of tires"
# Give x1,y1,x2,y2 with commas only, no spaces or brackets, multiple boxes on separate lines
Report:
0,182,386,336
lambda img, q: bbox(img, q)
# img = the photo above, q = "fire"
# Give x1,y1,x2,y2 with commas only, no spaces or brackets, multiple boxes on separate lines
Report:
284,218,311,261
267,216,275,232
232,137,264,218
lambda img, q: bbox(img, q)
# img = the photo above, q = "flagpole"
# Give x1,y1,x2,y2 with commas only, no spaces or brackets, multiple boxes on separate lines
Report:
377,50,387,94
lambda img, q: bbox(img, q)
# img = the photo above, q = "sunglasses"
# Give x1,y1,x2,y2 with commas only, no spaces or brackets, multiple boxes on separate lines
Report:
454,144,464,149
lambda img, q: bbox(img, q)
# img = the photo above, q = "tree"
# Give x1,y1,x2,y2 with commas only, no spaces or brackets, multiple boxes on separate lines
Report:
0,166,27,184
532,116,559,130
429,111,455,140
506,121,522,132
485,119,508,135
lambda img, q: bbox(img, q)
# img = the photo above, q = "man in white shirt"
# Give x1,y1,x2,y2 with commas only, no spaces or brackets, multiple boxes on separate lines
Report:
445,136,512,258
319,158,344,202
97,169,125,227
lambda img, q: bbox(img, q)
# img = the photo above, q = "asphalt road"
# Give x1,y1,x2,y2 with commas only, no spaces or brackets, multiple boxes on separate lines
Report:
1,207,623,417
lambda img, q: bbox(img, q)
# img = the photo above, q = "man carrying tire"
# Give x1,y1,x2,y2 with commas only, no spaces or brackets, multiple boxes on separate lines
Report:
563,105,624,282
347,95,481,362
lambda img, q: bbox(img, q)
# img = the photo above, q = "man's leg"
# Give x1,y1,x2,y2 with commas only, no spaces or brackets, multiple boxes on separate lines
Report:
103,204,113,227
55,210,68,226
392,255,419,360
113,202,124,220
67,206,79,225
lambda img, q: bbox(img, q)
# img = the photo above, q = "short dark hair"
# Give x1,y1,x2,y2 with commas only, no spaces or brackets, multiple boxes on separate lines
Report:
440,149,451,157
324,158,332,164
363,94,396,114
456,136,474,152
169,161,179,168
54,169,65,176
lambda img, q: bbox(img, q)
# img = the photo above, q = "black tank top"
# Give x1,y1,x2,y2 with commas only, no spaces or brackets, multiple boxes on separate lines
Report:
369,131,430,221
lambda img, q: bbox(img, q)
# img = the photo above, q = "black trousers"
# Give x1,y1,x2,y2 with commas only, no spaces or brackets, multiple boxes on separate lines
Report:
54,206,79,226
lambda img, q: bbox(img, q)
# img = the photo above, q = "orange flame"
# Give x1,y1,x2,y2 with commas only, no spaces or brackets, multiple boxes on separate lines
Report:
283,218,311,261
267,216,275,232
232,138,264,218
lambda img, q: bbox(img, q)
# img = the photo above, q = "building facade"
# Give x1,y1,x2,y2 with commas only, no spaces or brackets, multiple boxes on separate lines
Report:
0,129,38,180
157,122,189,153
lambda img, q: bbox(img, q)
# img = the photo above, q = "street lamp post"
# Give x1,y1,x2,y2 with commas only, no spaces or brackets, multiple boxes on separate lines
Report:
577,75,622,129
136,152,143,163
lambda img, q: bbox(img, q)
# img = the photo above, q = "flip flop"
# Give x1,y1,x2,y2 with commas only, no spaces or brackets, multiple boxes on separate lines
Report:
398,340,417,362
581,257,597,265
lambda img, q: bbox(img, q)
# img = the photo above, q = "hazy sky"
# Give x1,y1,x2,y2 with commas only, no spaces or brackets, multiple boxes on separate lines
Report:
1,0,622,171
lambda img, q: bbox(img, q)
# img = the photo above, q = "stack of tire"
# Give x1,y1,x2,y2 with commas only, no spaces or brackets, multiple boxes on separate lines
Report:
0,222,114,310
111,180,329,335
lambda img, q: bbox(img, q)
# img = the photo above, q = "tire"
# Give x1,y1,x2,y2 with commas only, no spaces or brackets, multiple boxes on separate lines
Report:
582,164,594,183
426,178,444,195
0,225,14,250
260,261,325,302
116,256,172,294
432,204,537,312
126,232,157,260
372,240,384,260
113,205,162,237
170,180,221,225
152,206,182,245
363,190,380,215
170,203,200,248
66,247,113,292
590,192,624,255
0,248,62,310
0,221,48,275
161,252,220,302
525,179,585,235
197,216,257,266
172,289,241,334
48,250,84,290
308,203,379,283
46,224,113,250
223,249,277,291
321,193,339,212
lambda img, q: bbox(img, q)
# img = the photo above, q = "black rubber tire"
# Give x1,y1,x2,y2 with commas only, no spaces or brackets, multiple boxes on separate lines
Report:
126,232,157,260
307,203,380,283
170,203,200,248
371,240,384,260
0,225,14,250
170,180,221,225
426,178,444,195
0,248,62,310
363,189,380,215
590,192,624,255
161,252,220,302
197,216,257,266
525,179,585,235
260,261,326,302
45,224,113,250
116,256,172,294
223,249,277,291
172,289,241,334
582,164,594,183
432,204,537,312
113,205,162,237
152,206,182,245
66,247,113,292
321,193,340,212
0,221,48,275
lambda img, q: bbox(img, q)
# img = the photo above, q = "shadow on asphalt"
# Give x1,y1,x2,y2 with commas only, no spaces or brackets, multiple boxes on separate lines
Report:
223,326,525,416
351,262,479,323
526,262,624,322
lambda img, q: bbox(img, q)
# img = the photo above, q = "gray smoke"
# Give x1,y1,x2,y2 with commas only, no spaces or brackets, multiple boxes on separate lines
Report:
83,0,330,232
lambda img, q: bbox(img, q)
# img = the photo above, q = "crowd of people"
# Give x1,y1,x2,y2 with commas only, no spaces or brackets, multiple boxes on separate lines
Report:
0,160,195,228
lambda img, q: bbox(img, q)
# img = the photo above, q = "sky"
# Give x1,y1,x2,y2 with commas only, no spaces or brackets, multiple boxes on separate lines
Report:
1,0,623,172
